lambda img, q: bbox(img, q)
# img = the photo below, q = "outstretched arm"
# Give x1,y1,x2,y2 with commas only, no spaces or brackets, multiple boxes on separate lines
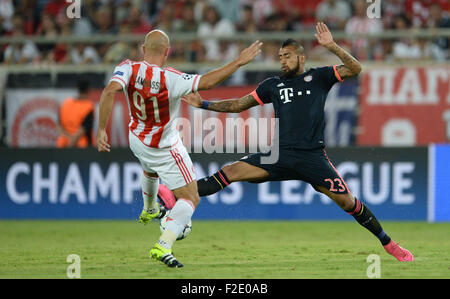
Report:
315,22,362,80
197,41,263,90
182,92,260,113
97,81,123,152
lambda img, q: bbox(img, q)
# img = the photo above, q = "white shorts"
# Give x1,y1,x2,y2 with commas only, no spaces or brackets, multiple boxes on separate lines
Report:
129,132,196,190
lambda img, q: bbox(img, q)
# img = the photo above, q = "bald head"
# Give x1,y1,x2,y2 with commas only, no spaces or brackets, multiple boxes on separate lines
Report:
144,29,170,55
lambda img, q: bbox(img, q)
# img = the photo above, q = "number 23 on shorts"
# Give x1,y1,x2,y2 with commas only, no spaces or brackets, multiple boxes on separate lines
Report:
324,178,346,192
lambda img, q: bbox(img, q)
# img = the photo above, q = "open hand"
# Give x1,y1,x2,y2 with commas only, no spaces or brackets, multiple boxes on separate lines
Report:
315,22,334,47
235,40,263,67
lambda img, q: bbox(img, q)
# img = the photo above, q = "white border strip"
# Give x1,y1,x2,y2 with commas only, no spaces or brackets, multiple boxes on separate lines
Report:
427,144,435,223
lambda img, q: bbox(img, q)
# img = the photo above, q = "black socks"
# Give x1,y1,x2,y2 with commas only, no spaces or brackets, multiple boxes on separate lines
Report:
347,198,391,246
197,169,231,197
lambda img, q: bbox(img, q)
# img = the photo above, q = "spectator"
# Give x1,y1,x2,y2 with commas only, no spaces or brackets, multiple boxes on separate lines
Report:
193,0,209,23
93,6,116,34
382,0,406,30
316,0,351,30
71,13,94,37
14,0,36,35
127,5,153,34
36,13,58,38
154,3,176,32
376,39,395,61
46,14,73,64
427,2,449,57
197,5,235,61
103,23,132,64
427,2,449,28
241,0,274,28
345,0,383,60
404,0,449,28
112,0,132,25
174,2,198,32
394,37,446,61
169,40,188,63
3,15,40,64
141,0,166,23
261,13,292,31
391,14,445,61
128,42,143,61
0,0,14,34
35,13,59,61
391,14,414,59
185,40,207,63
43,0,68,18
70,44,101,64
69,0,97,36
296,0,322,28
261,41,280,63
4,40,40,64
273,0,322,29
2,0,449,65
236,4,258,33
209,0,242,23
173,2,201,63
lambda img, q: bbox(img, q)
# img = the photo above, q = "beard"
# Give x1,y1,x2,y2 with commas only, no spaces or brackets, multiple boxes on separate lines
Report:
281,56,301,78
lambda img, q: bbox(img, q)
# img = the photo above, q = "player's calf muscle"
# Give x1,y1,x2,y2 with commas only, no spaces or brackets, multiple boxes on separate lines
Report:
315,185,354,211
222,162,269,182
173,181,200,207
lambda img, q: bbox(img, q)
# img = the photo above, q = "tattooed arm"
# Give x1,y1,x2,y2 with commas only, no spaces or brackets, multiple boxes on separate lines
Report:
315,22,362,80
182,92,260,113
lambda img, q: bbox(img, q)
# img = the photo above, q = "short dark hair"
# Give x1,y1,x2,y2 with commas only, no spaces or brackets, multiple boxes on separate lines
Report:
281,39,305,55
77,79,90,94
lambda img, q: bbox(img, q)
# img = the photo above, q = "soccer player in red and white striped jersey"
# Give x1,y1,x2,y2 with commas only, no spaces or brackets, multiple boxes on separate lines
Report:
97,30,262,267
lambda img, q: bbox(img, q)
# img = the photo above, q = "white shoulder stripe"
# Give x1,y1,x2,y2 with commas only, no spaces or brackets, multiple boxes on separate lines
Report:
151,67,161,94
134,62,148,90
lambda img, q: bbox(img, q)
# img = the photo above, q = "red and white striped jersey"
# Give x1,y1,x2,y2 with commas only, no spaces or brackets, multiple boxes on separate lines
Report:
110,60,201,148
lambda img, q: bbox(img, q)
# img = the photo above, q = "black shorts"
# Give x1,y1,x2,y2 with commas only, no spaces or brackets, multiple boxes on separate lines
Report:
240,147,350,194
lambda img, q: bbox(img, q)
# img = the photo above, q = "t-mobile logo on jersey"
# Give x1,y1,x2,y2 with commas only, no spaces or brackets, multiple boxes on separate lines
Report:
279,88,293,104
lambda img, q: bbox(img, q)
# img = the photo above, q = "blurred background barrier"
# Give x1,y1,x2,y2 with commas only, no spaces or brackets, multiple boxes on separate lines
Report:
2,145,448,221
2,79,358,148
3,65,448,148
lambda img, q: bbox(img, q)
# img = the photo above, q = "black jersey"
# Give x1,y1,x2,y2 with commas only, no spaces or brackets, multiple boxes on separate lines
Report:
251,65,343,149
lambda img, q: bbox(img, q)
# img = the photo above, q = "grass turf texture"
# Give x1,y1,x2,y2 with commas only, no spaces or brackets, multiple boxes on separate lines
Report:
0,220,449,279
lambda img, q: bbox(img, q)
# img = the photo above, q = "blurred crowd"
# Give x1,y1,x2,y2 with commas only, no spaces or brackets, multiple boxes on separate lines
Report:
0,0,449,65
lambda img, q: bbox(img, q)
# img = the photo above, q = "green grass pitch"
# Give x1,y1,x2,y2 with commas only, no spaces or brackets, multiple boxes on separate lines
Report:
1,220,449,279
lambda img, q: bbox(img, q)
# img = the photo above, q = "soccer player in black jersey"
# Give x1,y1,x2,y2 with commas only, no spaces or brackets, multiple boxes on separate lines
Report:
158,22,414,261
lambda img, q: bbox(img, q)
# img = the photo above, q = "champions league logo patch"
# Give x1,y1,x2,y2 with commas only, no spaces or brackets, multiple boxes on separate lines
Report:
182,74,194,80
304,75,313,82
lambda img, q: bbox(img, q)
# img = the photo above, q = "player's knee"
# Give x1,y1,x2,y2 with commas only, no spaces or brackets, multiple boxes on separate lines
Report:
182,194,200,208
174,190,200,207
191,194,200,207
338,194,355,211
327,191,354,210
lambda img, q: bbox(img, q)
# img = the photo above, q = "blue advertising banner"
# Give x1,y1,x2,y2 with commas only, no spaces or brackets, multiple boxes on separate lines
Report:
430,144,450,222
0,147,428,220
